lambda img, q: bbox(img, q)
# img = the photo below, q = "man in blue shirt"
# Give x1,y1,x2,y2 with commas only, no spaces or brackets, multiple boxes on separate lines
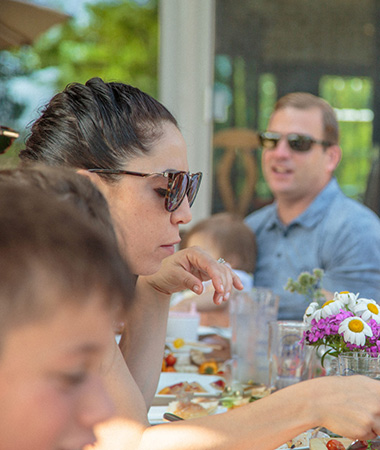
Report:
245,92,380,320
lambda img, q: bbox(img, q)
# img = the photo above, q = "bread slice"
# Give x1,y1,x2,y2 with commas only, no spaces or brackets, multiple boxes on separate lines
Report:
167,400,218,420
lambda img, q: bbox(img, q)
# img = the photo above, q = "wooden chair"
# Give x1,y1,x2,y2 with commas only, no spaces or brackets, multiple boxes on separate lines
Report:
213,127,260,216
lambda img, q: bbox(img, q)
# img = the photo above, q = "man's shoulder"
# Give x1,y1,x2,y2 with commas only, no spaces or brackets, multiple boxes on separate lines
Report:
245,202,276,233
328,190,380,225
319,191,380,246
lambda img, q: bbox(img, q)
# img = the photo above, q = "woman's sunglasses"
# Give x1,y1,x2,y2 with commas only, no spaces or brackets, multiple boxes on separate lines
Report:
0,126,19,155
88,169,202,213
259,131,332,152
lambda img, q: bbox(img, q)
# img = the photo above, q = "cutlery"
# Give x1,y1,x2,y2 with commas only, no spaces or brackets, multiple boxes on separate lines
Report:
163,412,184,422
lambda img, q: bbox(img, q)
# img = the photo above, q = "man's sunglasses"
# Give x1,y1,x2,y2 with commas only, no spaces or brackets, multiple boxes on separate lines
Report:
258,131,332,152
88,169,202,213
0,126,19,155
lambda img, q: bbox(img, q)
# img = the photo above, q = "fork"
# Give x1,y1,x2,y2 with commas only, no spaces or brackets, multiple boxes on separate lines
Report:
163,412,184,422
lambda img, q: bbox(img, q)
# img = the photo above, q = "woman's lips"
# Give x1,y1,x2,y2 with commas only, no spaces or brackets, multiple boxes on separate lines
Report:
160,244,176,255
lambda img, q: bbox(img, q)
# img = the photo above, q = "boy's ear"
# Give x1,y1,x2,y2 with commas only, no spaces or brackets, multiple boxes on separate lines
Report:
76,169,103,189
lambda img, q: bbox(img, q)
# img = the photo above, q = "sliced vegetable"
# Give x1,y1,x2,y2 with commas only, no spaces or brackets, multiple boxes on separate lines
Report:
165,353,177,367
173,338,185,348
198,360,219,375
326,439,346,450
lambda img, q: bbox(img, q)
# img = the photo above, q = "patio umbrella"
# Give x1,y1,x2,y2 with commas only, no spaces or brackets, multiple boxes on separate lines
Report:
0,0,70,50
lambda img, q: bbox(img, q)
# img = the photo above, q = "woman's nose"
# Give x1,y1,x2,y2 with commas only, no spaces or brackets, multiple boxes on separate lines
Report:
171,195,192,225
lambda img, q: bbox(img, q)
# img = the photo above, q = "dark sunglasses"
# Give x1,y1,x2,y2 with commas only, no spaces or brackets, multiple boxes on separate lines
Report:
0,126,19,155
88,169,202,213
258,131,332,152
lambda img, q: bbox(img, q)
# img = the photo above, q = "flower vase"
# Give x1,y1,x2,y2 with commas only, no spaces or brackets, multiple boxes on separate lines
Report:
338,351,380,379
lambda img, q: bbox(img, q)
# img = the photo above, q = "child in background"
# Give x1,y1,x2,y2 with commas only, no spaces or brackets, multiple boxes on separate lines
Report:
171,212,257,327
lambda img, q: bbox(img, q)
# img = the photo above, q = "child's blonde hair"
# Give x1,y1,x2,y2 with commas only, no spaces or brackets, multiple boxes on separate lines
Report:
181,212,257,273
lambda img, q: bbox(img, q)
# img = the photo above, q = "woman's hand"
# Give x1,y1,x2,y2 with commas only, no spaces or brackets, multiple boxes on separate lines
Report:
298,375,380,440
143,246,244,305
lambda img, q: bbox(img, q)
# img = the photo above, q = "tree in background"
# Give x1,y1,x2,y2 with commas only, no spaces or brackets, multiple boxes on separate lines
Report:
31,0,159,96
0,0,158,167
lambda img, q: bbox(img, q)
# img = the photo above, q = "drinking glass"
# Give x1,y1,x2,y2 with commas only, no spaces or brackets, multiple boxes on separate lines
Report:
229,287,279,385
268,320,314,389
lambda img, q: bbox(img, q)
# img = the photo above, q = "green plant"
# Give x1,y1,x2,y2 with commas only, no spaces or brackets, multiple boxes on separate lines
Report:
284,268,326,305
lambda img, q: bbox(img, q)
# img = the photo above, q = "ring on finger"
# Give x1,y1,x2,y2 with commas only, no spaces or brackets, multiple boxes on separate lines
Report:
217,257,226,264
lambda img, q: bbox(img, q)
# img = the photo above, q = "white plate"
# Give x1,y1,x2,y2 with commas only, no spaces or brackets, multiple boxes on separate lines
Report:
275,430,330,450
154,372,224,404
148,405,227,425
166,338,213,354
197,326,232,340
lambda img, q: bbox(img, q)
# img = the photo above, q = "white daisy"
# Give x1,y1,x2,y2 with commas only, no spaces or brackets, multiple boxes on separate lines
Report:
354,299,380,323
333,291,359,312
320,299,345,318
303,302,320,324
309,299,344,322
338,316,373,346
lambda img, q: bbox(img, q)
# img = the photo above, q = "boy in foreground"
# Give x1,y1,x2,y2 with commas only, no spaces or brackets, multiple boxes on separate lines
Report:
0,183,135,450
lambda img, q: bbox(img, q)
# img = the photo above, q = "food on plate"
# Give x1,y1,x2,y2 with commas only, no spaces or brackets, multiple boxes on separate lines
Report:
249,384,273,400
326,439,346,450
167,399,219,420
309,437,352,450
161,352,178,372
158,381,207,395
173,338,185,349
165,353,177,367
198,360,219,374
190,348,207,366
276,429,331,449
210,379,225,391
220,383,272,409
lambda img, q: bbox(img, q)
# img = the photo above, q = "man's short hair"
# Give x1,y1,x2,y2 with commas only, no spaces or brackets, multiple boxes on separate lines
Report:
274,92,339,145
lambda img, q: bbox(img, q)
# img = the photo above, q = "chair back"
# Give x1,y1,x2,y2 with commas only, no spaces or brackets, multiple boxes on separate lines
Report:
213,127,260,216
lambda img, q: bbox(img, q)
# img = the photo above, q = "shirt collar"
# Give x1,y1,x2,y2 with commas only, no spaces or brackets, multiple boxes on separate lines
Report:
265,178,341,231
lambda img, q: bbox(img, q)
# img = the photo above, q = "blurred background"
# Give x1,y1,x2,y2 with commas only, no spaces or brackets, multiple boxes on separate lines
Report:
2,0,380,223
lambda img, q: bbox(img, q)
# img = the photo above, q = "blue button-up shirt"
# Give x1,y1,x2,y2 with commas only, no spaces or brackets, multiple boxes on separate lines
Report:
245,178,380,320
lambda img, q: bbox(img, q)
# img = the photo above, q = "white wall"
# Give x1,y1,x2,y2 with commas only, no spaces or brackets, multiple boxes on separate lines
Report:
159,0,215,227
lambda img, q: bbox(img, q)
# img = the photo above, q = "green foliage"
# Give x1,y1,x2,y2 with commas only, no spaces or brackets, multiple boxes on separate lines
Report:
284,268,327,305
320,76,374,199
18,0,159,96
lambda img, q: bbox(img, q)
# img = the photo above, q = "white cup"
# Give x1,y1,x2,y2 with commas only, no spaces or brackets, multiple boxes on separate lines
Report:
166,310,200,342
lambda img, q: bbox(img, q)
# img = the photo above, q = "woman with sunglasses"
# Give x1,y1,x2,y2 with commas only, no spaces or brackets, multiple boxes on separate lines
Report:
19,79,380,449
19,76,242,406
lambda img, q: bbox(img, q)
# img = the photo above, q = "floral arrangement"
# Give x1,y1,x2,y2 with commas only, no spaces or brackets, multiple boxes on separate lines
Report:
302,291,380,363
284,268,326,305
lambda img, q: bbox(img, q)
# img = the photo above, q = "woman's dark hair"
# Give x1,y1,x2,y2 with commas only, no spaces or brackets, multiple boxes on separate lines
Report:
20,77,178,181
